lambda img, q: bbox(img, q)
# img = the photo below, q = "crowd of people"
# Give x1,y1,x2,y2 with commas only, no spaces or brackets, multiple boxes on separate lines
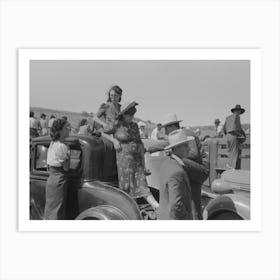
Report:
30,84,247,220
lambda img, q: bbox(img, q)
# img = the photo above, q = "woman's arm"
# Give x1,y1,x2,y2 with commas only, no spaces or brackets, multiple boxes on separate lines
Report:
101,132,121,151
96,103,108,118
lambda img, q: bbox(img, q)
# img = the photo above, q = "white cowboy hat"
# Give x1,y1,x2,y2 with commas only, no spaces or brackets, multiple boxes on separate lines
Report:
164,129,194,150
162,113,183,127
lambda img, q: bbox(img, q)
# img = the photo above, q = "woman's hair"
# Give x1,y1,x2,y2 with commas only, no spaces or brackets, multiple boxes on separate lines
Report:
50,118,68,141
107,85,123,102
79,118,87,126
40,113,46,118
30,111,34,118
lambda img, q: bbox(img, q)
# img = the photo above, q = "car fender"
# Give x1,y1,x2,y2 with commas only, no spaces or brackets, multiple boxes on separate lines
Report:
203,193,250,220
78,181,142,220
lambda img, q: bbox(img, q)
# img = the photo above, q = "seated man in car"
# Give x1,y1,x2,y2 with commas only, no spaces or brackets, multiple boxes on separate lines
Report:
148,113,209,219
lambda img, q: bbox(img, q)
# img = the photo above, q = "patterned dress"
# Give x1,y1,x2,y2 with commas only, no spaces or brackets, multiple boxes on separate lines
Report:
114,121,151,199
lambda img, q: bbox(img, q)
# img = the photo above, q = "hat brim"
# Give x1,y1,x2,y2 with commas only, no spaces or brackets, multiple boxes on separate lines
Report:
231,108,245,114
164,136,194,150
119,101,139,116
162,120,183,127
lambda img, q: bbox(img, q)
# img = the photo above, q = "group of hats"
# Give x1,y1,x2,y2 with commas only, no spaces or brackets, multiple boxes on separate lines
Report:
119,102,245,150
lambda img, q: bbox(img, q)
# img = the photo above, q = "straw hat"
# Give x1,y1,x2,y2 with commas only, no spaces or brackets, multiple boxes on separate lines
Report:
164,129,194,150
162,113,183,127
231,104,245,114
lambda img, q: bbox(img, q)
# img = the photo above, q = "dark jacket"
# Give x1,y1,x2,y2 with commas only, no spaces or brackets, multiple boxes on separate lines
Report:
159,156,193,220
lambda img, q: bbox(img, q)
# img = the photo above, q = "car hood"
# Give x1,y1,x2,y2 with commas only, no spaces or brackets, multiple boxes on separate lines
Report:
212,169,250,194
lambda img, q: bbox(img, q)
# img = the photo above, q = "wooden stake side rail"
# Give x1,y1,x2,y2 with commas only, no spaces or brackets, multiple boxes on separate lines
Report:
202,135,250,187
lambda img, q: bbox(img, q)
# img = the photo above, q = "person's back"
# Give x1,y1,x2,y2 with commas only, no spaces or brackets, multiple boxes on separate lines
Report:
78,124,90,136
159,156,192,220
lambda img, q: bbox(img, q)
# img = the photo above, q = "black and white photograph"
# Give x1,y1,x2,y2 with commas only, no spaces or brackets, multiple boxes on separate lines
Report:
1,1,280,280
19,49,261,231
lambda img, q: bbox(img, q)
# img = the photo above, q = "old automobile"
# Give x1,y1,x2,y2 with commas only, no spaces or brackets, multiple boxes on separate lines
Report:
30,135,157,220
30,134,250,220
202,169,250,220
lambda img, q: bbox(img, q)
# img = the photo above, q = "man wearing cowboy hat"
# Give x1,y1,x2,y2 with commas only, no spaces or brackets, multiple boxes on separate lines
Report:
158,129,194,220
148,113,209,219
223,104,246,169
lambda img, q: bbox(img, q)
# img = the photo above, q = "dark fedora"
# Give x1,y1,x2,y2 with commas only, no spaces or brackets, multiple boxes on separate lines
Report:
231,104,245,114
118,101,139,117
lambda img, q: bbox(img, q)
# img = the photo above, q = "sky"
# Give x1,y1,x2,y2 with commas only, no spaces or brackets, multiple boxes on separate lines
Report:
30,60,250,126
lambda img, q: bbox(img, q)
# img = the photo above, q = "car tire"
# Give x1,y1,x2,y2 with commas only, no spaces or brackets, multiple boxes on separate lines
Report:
75,205,128,220
213,211,243,220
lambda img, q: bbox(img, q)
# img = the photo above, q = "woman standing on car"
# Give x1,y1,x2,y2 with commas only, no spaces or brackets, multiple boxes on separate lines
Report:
92,85,124,150
106,101,159,210
44,118,70,220
94,85,122,130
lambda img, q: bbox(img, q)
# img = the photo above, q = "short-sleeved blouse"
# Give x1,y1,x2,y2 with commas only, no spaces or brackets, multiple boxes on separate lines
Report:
47,141,70,167
96,102,121,128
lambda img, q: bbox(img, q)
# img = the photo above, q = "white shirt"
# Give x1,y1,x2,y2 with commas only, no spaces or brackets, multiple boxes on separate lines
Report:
48,118,56,128
47,141,70,167
30,117,37,129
